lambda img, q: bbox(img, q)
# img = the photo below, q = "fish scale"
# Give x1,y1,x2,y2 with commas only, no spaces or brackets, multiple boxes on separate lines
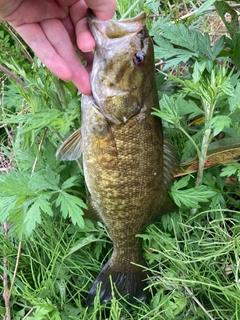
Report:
56,10,177,305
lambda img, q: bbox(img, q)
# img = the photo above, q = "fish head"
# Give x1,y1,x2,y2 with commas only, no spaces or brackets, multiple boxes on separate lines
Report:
88,10,156,124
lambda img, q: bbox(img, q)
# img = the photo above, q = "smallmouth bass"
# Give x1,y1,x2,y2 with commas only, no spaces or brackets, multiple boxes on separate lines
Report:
57,10,177,305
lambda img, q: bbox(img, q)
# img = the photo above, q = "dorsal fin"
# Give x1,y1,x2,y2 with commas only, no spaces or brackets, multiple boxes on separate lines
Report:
163,138,178,189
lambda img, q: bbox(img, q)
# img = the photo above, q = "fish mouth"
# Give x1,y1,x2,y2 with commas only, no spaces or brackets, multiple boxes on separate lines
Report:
87,9,146,40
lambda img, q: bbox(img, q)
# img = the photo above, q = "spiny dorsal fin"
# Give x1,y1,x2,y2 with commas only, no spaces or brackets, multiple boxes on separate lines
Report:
160,138,178,214
163,138,178,189
56,129,82,161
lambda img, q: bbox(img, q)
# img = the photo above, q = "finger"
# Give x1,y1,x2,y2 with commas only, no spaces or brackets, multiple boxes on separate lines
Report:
14,23,72,81
75,17,95,52
62,15,76,47
85,0,116,20
7,0,66,27
15,22,91,95
70,1,95,52
40,19,91,94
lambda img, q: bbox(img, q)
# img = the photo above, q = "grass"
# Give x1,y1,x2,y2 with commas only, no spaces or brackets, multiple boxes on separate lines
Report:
0,0,240,319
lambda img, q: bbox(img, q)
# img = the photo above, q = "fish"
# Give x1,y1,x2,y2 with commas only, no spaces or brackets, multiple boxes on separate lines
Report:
56,10,177,306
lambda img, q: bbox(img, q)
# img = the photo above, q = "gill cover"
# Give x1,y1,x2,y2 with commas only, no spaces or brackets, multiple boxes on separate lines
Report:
87,10,154,125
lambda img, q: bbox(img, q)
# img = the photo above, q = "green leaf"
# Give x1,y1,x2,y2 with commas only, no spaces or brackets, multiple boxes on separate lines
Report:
195,0,217,16
29,171,59,192
210,115,232,136
228,81,240,113
154,36,195,69
67,235,102,256
61,175,82,190
0,195,18,223
171,177,217,208
153,93,203,125
220,163,240,179
24,195,53,236
178,98,204,119
55,192,87,228
144,0,159,14
159,23,198,53
0,171,36,196
172,175,190,189
213,36,225,58
8,207,25,239
152,94,181,125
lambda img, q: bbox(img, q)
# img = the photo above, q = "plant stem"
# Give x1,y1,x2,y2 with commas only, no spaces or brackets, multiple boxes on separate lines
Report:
2,222,11,320
2,220,22,320
0,64,27,89
195,100,215,187
178,125,202,160
120,0,142,19
31,127,48,173
0,23,33,64
196,127,211,187
183,283,215,320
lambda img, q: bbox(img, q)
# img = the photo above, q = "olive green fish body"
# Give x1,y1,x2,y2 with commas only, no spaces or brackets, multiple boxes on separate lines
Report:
56,10,176,305
81,93,164,258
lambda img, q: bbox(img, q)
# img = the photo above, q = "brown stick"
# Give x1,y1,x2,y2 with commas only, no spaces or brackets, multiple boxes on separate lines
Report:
0,64,26,89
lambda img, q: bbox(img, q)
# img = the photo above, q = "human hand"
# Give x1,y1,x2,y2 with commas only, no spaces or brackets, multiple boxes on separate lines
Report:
0,0,116,95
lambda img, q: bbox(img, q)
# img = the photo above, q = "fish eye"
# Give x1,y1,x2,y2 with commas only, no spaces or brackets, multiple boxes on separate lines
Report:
133,51,145,67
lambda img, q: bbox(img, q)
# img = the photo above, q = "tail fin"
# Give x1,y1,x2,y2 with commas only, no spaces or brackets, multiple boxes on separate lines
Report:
87,260,149,306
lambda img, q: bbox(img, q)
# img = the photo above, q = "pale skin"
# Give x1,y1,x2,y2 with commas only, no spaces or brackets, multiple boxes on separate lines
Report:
0,0,116,95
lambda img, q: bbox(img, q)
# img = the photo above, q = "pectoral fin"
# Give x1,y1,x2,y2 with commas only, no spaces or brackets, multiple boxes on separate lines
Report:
56,129,82,161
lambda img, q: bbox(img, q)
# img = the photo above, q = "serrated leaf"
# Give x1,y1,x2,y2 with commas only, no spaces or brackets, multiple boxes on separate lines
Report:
61,175,82,190
8,207,25,239
160,23,197,52
163,55,194,70
172,175,190,189
211,115,232,136
220,163,240,179
152,94,181,125
213,36,225,58
56,192,87,228
196,32,214,60
228,81,240,112
153,34,197,69
171,178,217,208
29,171,59,192
179,98,204,119
0,195,18,223
0,171,36,196
24,195,53,236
